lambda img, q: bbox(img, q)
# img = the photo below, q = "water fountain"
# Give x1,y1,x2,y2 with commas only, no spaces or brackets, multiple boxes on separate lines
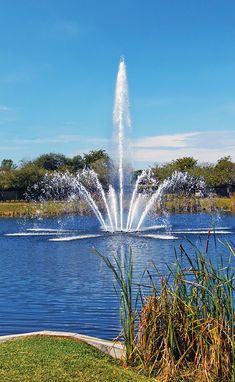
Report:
2,60,234,342
28,58,205,234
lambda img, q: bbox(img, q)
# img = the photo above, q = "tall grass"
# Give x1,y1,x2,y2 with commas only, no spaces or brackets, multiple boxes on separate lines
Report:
95,236,235,381
94,248,139,365
138,241,235,381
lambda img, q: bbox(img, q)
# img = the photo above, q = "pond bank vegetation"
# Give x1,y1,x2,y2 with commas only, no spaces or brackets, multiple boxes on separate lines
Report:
95,236,235,381
0,195,234,217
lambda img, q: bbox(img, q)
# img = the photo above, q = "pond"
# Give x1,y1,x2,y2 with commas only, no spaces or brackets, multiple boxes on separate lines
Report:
0,213,234,339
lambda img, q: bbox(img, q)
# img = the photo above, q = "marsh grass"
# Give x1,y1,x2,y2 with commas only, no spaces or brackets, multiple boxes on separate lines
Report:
95,235,235,381
94,248,139,365
138,241,235,381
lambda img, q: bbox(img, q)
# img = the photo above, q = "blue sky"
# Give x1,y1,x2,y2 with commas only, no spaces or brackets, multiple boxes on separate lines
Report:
0,0,235,167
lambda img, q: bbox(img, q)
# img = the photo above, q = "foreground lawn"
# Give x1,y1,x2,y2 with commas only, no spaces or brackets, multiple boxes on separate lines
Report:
0,336,152,382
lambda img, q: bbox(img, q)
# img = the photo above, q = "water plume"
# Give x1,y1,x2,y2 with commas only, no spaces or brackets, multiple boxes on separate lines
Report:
28,59,206,233
113,58,131,230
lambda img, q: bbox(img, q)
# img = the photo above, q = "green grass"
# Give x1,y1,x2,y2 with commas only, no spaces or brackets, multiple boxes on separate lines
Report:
0,336,153,382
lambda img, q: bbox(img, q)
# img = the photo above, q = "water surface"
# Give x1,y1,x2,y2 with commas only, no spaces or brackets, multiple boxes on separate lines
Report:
0,213,234,339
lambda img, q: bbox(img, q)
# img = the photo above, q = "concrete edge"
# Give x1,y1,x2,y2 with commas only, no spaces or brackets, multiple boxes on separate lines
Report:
0,330,124,360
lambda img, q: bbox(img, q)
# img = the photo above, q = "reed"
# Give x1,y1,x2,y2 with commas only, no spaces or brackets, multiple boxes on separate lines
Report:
137,237,235,381
93,248,139,365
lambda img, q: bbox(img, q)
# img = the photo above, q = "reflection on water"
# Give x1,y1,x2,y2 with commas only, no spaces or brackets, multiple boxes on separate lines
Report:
0,213,234,339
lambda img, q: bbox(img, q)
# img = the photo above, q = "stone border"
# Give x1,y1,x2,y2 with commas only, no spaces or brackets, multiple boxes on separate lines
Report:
0,330,124,360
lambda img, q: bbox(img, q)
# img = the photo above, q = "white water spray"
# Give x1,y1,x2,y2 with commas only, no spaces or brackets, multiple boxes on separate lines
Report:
28,60,206,233
108,185,118,231
73,180,108,230
126,169,155,230
82,169,114,232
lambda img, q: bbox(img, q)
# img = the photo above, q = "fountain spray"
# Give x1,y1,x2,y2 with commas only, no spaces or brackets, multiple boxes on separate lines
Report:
28,60,206,233
113,57,131,230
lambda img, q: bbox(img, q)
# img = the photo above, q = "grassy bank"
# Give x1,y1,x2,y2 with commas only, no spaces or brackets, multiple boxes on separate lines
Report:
0,336,153,382
164,195,235,213
0,200,90,217
0,196,234,217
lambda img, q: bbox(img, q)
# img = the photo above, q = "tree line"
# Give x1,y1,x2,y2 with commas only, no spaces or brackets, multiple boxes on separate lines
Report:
152,156,235,190
0,150,110,195
0,151,234,197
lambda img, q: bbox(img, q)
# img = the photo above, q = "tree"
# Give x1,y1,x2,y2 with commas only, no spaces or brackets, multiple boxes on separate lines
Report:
14,163,46,191
152,163,172,182
83,150,109,167
209,156,235,187
153,157,198,182
70,155,84,172
0,169,17,190
33,153,68,171
1,159,15,171
83,150,111,188
170,157,198,172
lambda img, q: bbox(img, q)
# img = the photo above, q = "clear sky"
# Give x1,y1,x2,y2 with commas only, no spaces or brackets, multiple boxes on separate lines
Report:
0,0,235,167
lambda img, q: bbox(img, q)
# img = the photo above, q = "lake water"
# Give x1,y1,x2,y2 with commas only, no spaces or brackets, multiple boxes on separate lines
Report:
0,213,234,339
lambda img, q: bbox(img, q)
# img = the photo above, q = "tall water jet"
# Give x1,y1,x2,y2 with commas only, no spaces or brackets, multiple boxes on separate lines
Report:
113,57,131,230
108,185,118,231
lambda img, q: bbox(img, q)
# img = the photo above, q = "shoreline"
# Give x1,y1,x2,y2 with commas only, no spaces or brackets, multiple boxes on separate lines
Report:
0,196,234,217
